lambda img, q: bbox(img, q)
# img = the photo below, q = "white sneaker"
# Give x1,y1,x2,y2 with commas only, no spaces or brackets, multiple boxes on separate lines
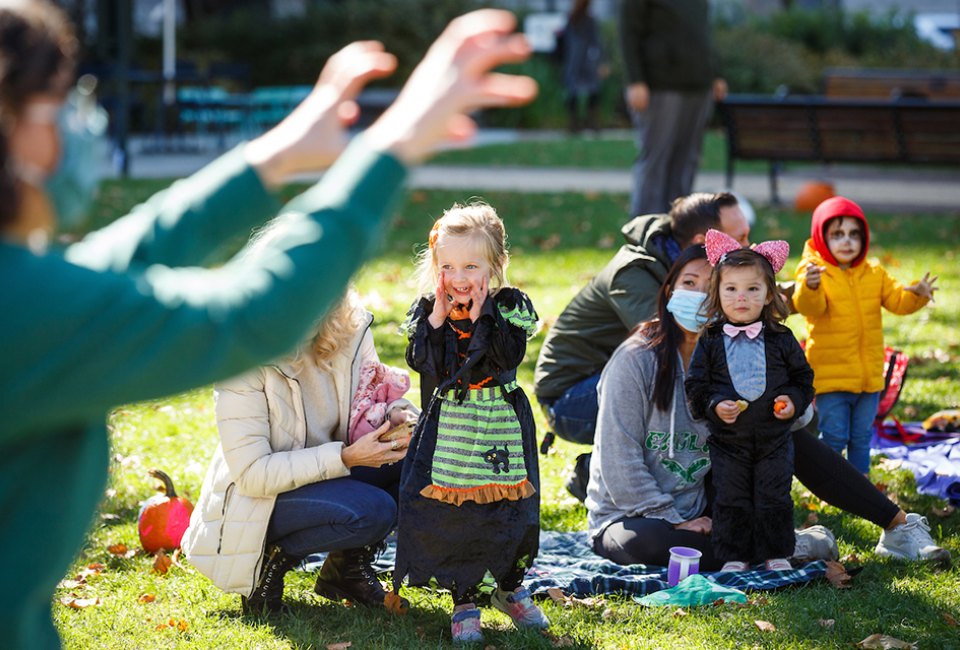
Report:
792,525,839,562
875,513,951,563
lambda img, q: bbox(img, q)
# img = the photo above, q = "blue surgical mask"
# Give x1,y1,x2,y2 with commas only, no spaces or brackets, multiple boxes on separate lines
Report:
666,289,708,332
45,87,109,231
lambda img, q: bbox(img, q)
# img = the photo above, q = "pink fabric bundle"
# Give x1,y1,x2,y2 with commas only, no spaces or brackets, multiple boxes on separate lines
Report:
348,361,412,443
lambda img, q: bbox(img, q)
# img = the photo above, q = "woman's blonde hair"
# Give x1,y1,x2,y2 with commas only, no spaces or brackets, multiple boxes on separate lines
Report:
414,201,509,295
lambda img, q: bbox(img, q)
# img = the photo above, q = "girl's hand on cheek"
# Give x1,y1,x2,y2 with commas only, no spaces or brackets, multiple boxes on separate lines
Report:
468,276,488,322
715,400,740,424
428,271,452,328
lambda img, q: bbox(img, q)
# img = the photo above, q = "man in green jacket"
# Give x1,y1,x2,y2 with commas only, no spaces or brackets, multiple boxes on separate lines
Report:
620,0,727,216
0,5,536,648
533,192,748,498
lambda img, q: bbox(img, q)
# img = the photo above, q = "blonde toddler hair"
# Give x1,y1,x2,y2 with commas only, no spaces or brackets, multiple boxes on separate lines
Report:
414,201,509,296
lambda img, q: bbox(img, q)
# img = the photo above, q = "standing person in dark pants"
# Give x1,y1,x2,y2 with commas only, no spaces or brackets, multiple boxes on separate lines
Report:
560,0,604,133
619,0,727,216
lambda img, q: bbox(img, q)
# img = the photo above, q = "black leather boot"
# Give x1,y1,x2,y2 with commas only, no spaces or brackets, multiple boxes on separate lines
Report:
241,543,299,615
314,542,404,608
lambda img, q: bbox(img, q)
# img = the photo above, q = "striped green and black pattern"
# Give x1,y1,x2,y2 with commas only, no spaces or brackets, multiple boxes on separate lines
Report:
430,383,529,490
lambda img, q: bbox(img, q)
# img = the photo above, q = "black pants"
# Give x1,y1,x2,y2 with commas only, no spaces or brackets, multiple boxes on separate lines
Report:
710,440,795,564
594,428,899,570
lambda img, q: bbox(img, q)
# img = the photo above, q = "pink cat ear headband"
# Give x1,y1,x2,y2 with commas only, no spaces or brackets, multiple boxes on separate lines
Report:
704,229,789,273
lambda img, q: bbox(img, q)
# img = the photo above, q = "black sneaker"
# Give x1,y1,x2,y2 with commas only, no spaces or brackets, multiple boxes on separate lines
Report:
565,452,591,502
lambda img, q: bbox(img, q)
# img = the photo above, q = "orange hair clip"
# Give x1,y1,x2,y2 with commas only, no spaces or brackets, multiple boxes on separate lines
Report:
428,219,443,249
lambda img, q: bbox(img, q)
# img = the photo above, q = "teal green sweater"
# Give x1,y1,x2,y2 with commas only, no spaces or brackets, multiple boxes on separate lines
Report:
0,140,406,649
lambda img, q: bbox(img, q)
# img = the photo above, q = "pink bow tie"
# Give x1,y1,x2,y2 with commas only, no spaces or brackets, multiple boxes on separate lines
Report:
723,322,763,339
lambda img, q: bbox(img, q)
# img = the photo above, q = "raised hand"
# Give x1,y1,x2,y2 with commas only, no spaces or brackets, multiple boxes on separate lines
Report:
428,270,453,328
805,262,825,289
246,41,398,186
364,9,538,164
468,275,488,322
906,272,939,302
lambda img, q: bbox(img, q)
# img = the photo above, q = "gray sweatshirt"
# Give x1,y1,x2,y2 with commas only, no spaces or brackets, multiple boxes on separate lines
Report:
586,333,711,541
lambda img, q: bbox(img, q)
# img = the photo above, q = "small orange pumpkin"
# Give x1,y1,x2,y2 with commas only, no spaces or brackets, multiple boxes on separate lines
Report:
794,180,835,212
138,469,194,553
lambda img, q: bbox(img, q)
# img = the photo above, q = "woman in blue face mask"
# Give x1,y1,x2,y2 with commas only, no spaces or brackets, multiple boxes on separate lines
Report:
0,3,538,648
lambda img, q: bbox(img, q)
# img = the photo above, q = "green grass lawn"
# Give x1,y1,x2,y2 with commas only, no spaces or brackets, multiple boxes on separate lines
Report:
431,128,770,174
53,183,960,649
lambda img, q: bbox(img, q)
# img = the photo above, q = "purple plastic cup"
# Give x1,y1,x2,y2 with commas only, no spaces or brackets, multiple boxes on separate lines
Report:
667,546,703,586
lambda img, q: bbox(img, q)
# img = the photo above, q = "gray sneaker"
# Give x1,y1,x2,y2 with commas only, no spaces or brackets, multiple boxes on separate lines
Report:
875,513,951,563
792,525,839,562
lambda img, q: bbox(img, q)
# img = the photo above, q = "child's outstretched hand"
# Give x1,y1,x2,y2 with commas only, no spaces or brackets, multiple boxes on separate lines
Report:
906,272,938,302
804,263,826,289
715,400,741,424
773,396,795,420
428,271,453,328
467,276,489,322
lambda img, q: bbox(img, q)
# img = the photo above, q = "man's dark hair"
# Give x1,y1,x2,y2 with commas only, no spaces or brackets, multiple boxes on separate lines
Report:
669,192,739,248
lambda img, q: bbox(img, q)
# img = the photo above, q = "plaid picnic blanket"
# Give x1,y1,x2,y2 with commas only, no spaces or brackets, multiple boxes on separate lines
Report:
303,530,828,598
521,531,827,599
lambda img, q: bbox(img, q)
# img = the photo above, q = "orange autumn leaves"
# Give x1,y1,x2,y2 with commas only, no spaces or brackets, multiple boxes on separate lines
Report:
57,541,192,635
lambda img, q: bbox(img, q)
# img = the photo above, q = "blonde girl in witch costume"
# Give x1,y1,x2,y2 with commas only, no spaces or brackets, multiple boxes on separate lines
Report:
394,202,548,644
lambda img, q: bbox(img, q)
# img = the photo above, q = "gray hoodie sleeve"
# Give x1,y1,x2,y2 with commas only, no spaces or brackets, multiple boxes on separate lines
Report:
591,341,684,524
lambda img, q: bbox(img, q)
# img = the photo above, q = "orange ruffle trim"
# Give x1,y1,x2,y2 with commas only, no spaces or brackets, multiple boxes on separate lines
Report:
420,479,536,505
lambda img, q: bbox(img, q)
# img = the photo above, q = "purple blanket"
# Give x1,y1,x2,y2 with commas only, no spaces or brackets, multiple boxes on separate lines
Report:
871,424,960,506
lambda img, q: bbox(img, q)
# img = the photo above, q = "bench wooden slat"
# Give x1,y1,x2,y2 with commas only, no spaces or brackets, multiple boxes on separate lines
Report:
717,94,960,203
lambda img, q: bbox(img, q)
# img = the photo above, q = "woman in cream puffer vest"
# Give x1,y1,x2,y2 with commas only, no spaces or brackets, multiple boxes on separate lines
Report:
182,292,417,614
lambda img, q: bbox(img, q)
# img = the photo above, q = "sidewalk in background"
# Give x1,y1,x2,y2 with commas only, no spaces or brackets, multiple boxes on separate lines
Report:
115,131,960,214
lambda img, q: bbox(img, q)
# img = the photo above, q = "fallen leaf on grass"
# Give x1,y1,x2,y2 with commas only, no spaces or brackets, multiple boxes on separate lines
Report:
818,619,835,628
57,579,84,590
824,561,853,589
672,608,688,618
107,543,137,558
77,564,104,580
841,553,862,565
539,630,576,647
326,643,352,650
931,504,955,518
155,618,189,633
59,595,101,609
544,587,604,608
874,481,888,493
877,458,902,472
856,633,917,649
943,612,958,627
153,550,172,575
138,593,156,604
754,620,776,632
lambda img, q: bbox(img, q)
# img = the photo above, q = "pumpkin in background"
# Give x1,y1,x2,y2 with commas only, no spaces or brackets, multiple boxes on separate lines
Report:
138,469,194,553
794,180,835,212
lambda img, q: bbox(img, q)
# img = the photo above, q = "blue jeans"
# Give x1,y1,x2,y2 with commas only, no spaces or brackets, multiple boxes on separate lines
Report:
539,373,601,445
816,391,880,474
266,463,400,559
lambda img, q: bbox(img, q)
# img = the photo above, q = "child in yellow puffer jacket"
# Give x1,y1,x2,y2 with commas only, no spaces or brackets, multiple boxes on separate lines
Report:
793,196,938,474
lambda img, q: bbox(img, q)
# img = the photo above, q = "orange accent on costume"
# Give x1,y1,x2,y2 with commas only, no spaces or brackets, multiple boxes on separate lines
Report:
419,479,536,505
468,376,493,390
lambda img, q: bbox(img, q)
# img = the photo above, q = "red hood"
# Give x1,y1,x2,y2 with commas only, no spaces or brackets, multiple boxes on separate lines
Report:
810,196,870,267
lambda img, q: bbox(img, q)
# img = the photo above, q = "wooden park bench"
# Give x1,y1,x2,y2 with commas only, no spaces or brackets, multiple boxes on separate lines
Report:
716,94,960,204
822,67,960,101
